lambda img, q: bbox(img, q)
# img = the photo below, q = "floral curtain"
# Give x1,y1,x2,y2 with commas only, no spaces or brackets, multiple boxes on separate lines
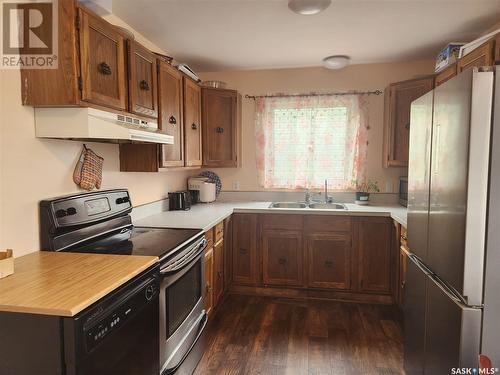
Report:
255,94,369,190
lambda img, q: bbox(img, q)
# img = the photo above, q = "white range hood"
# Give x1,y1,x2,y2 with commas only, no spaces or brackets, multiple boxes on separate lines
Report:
34,107,174,144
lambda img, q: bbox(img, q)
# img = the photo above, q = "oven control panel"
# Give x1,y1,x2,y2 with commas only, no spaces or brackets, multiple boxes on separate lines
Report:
84,277,158,353
41,189,132,229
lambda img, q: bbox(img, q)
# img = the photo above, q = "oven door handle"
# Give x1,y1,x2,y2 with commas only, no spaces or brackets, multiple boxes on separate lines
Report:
162,312,208,375
160,238,207,276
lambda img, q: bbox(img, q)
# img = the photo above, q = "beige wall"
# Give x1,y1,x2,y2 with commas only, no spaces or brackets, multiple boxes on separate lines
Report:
199,60,435,193
0,15,192,257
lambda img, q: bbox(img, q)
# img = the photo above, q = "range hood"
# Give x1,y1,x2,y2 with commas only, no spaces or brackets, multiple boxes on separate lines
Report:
34,107,174,144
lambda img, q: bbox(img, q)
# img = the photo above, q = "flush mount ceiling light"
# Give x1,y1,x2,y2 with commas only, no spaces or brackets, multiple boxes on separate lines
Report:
288,0,332,15
322,55,350,70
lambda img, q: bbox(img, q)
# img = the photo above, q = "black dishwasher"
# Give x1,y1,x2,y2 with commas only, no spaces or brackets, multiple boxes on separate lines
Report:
0,264,159,375
66,264,160,375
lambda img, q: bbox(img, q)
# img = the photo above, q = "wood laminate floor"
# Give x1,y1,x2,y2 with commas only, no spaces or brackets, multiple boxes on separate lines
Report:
194,295,404,375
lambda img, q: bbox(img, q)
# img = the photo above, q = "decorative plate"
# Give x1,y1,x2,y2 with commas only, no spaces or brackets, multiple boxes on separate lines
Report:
199,171,222,197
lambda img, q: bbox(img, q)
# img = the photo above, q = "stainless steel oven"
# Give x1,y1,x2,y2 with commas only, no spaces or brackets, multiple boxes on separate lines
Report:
159,236,208,375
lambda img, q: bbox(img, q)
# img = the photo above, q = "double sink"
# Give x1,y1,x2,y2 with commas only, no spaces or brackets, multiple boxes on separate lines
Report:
269,202,347,210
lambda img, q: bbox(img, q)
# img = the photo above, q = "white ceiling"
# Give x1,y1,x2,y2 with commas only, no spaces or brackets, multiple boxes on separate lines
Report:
112,0,500,72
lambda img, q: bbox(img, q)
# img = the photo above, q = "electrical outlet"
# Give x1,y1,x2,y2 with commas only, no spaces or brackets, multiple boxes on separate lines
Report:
232,181,240,191
385,181,393,193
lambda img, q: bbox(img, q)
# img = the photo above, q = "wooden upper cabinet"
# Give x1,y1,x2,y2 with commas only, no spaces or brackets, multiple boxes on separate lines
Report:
202,88,241,167
183,77,203,167
158,61,184,168
78,8,127,110
495,34,500,64
356,217,392,294
435,63,457,87
262,229,303,287
232,214,259,285
128,40,158,118
383,76,434,167
306,233,352,290
458,40,494,73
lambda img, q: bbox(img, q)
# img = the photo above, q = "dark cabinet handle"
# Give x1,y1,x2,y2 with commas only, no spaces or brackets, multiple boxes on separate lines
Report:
98,62,112,75
191,123,198,130
239,248,247,255
278,258,287,265
405,123,410,130
325,261,333,268
217,271,222,278
216,126,224,133
168,116,177,125
139,80,150,91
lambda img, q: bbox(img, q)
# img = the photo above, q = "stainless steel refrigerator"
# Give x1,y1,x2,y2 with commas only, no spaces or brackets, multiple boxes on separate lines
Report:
405,66,499,374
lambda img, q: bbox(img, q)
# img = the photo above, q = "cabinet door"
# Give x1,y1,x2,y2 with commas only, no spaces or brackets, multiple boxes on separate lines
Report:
183,77,202,167
223,216,233,289
495,35,500,64
204,247,214,316
383,77,434,167
213,239,224,307
78,8,127,110
232,214,258,285
458,40,494,73
306,233,352,290
399,246,408,308
435,63,457,87
158,61,184,167
202,88,240,167
262,229,303,287
356,217,392,293
128,40,158,118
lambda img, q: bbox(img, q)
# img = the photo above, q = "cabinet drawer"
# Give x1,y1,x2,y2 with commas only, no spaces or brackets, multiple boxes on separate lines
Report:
260,214,303,230
205,227,214,249
304,216,351,232
215,221,224,243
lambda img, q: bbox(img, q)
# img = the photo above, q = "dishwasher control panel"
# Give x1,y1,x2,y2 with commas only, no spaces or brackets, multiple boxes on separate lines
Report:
84,276,158,353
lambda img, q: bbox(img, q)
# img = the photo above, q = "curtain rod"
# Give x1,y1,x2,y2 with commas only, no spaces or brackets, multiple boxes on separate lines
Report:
244,90,383,100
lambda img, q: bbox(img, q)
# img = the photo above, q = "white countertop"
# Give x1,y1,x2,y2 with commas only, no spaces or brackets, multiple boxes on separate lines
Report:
134,201,407,230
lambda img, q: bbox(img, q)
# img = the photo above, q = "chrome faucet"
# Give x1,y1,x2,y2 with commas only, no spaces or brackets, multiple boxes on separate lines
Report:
324,180,328,203
305,189,311,205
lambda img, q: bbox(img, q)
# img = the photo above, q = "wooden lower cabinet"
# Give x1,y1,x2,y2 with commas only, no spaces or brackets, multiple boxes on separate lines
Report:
356,217,392,293
204,246,214,316
230,213,394,303
398,246,408,308
262,229,303,287
232,214,259,285
306,233,352,290
204,221,226,316
213,239,224,307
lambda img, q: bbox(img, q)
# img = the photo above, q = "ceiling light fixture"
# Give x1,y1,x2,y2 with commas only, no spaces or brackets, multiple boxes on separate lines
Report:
322,55,350,70
288,0,332,15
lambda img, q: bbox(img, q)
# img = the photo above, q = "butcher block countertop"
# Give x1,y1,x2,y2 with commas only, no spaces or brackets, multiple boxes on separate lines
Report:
0,252,158,317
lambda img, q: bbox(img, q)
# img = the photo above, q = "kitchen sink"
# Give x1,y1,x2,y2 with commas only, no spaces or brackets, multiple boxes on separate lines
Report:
269,202,307,209
308,203,347,210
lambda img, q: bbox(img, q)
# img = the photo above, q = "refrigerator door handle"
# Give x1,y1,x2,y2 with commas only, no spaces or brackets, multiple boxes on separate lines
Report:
409,254,432,275
428,272,473,307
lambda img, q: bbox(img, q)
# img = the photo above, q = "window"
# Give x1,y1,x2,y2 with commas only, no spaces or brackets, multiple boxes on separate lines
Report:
255,94,368,190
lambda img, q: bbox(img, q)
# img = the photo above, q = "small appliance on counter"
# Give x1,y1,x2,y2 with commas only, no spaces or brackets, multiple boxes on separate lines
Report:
188,177,216,203
168,191,191,211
